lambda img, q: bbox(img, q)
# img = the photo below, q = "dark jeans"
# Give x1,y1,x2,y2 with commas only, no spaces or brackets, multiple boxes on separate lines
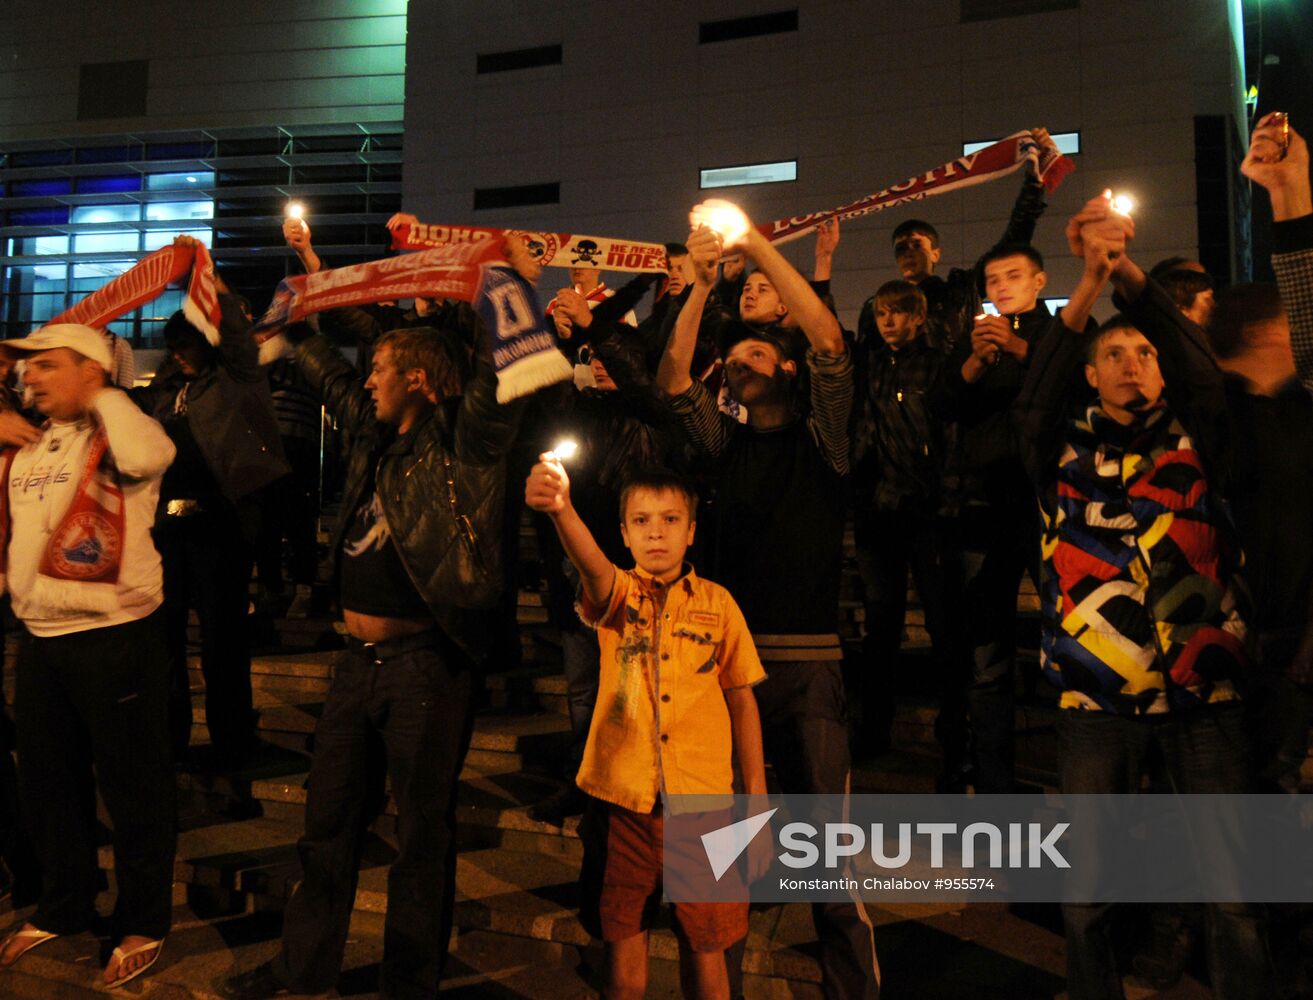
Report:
959,499,1040,793
561,626,600,771
273,630,476,1000
1055,705,1274,1000
255,435,320,592
157,503,256,762
726,660,881,1000
855,508,968,770
15,611,176,941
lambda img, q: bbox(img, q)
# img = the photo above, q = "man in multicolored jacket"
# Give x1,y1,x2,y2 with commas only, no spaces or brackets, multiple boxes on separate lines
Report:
1014,195,1272,1000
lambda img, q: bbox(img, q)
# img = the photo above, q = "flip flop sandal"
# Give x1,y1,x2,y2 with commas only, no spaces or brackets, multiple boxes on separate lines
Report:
105,938,164,990
0,926,59,966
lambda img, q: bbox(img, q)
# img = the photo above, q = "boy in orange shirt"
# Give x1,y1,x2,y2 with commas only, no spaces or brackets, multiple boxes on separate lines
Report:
525,462,768,1000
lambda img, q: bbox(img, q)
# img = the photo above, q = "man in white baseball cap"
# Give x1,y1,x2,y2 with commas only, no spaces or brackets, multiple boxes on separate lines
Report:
0,322,179,989
0,323,114,373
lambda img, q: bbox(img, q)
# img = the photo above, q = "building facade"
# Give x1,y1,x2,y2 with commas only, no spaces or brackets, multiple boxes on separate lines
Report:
403,0,1251,327
0,0,407,343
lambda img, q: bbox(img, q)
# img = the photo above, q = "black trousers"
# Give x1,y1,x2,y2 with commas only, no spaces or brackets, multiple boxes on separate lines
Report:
273,631,476,1000
157,504,256,762
255,436,321,591
727,660,881,1000
15,610,176,941
958,499,1040,793
855,507,969,770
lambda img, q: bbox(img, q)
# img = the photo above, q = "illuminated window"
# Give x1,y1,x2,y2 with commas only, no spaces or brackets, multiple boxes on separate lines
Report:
8,236,70,256
963,132,1080,156
145,201,214,222
700,160,797,189
71,204,139,225
143,229,210,251
146,172,214,190
73,231,139,253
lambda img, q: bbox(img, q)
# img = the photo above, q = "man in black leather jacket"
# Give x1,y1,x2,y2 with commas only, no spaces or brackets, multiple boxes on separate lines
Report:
218,247,535,1000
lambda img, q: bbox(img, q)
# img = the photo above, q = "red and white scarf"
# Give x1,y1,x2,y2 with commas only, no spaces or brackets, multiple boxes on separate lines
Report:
390,129,1075,268
251,240,572,402
0,428,127,613
46,242,221,346
392,225,669,274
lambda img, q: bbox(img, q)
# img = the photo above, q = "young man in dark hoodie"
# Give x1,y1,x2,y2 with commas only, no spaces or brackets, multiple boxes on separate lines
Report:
949,243,1052,792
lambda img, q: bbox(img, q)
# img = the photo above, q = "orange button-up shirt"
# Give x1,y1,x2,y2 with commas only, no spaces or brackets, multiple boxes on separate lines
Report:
575,564,765,813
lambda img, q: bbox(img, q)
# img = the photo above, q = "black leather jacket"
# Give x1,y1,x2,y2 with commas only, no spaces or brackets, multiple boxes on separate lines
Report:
294,332,523,664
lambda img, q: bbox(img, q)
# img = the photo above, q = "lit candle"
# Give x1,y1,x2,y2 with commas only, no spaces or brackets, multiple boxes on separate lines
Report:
548,438,579,462
690,199,750,245
1110,193,1135,217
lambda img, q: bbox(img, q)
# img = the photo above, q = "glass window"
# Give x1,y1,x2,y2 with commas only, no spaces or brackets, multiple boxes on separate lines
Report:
144,201,214,222
8,235,70,256
8,178,73,197
73,231,139,254
699,160,797,189
145,171,214,191
2,265,69,330
77,175,141,194
143,228,210,251
71,204,139,224
8,149,73,168
963,132,1081,156
7,207,69,226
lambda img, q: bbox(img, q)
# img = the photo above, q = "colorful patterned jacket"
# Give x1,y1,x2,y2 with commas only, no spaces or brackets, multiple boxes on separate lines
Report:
1015,297,1249,715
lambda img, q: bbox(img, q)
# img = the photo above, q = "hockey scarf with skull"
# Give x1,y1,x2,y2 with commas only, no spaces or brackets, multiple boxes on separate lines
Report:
391,224,671,274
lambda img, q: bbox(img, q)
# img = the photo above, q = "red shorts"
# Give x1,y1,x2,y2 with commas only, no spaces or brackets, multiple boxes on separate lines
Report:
588,802,748,953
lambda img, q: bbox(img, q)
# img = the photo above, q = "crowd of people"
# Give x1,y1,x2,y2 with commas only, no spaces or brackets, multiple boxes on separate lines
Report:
0,112,1303,1000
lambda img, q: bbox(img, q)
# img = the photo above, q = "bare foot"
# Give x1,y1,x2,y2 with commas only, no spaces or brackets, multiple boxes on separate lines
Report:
103,934,162,985
0,923,56,967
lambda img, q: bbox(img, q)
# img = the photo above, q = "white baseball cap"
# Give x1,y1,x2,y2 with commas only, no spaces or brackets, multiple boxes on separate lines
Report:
0,324,114,371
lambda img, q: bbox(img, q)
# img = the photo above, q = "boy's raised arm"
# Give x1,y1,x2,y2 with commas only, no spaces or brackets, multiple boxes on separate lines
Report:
525,454,615,609
657,226,720,398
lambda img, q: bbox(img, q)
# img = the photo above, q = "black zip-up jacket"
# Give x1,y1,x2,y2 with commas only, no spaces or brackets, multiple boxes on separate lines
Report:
851,332,955,515
294,331,524,664
945,305,1053,506
135,293,289,503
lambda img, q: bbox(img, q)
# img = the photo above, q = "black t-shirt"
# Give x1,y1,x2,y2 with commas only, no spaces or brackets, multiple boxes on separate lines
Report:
339,487,430,618
710,419,847,636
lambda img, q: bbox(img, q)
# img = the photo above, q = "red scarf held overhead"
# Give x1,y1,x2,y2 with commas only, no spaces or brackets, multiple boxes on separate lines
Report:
45,242,221,346
0,429,127,611
390,129,1076,265
249,239,508,342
